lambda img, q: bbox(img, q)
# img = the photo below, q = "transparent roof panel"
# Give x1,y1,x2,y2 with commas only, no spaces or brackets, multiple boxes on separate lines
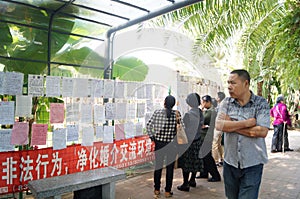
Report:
2,0,195,35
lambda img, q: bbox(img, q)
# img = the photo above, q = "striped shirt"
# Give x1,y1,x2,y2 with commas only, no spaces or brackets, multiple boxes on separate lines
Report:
218,92,270,169
146,109,178,142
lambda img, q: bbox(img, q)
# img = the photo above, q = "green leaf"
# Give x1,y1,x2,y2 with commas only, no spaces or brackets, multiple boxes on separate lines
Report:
113,56,148,81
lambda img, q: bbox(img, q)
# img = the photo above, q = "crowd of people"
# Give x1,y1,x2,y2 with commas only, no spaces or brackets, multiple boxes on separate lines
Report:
146,69,296,199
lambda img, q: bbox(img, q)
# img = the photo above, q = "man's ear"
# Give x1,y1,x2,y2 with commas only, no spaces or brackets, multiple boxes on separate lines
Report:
244,79,249,87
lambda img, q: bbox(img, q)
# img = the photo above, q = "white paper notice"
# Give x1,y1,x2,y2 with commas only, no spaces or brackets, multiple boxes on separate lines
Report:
0,101,15,125
94,104,105,124
66,102,80,123
115,103,127,120
137,103,145,118
95,125,104,141
0,130,14,152
73,78,89,97
103,126,114,143
125,122,135,139
135,122,144,137
28,74,44,96
90,79,103,98
3,72,24,96
0,72,4,94
11,122,29,145
80,103,93,123
46,76,61,97
105,103,116,120
126,82,137,98
62,77,74,97
114,81,125,98
137,83,145,99
146,100,154,113
126,103,136,119
15,95,32,117
67,124,79,142
103,80,114,98
53,128,66,150
145,84,153,99
81,126,94,146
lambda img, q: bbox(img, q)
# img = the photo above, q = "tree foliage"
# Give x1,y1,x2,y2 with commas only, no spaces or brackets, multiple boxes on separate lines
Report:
153,0,299,100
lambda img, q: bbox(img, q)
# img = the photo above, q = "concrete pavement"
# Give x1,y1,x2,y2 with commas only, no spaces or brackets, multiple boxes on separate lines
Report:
115,129,300,199
22,129,300,199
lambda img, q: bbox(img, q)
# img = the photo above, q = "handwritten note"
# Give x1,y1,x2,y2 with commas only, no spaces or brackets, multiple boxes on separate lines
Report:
53,128,66,150
46,76,61,97
31,124,48,146
50,103,65,123
0,130,14,152
0,101,15,125
11,122,29,145
28,74,44,96
67,124,79,142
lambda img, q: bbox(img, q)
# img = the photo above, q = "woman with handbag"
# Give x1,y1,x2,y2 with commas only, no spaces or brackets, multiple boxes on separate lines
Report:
147,95,180,198
177,93,205,192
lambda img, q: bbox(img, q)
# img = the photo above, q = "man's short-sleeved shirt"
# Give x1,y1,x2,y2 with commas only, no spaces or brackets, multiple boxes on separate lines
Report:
218,92,270,169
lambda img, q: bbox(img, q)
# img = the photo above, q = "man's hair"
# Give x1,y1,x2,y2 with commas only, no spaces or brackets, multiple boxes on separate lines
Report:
217,92,226,101
230,69,251,83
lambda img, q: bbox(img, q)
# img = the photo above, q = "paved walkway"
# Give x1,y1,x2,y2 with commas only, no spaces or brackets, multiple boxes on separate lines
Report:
115,129,300,199
22,129,300,199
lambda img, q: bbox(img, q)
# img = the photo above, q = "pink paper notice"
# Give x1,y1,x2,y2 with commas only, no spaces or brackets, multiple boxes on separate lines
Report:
31,124,48,146
114,123,125,141
50,103,65,123
11,122,29,145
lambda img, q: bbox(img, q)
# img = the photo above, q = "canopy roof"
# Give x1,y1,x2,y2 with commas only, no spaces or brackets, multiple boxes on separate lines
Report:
1,0,200,42
0,0,201,75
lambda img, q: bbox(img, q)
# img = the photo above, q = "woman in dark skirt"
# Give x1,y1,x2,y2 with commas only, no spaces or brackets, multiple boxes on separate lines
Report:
177,93,204,192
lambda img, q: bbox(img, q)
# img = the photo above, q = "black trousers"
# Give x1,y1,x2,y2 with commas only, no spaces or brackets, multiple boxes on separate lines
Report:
153,140,177,192
201,151,221,180
272,123,289,151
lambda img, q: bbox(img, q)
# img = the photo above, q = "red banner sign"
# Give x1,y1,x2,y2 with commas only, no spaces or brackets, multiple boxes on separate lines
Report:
0,136,155,195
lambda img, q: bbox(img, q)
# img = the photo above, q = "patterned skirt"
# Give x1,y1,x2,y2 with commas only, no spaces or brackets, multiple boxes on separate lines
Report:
177,139,204,173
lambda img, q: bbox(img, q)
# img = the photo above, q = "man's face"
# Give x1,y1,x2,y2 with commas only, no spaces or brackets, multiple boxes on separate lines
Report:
227,73,248,99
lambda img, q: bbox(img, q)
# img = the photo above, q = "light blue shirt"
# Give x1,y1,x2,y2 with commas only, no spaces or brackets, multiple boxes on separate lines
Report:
218,92,270,169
